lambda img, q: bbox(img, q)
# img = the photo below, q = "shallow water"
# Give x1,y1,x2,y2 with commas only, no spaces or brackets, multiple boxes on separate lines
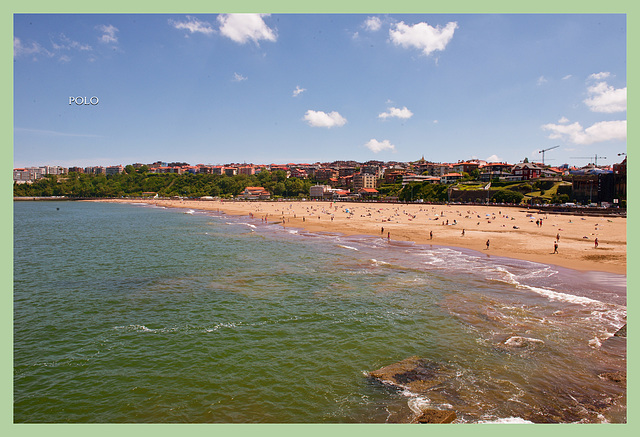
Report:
13,201,626,423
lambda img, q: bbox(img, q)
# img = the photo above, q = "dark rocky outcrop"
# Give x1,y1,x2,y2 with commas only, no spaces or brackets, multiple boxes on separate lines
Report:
412,409,457,424
368,356,456,393
614,324,627,337
598,371,627,385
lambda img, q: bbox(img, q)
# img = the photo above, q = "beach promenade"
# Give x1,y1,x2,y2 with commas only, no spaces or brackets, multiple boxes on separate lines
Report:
103,199,627,275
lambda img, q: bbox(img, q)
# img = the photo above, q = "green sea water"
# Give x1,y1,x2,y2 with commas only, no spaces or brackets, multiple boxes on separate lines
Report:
13,201,626,423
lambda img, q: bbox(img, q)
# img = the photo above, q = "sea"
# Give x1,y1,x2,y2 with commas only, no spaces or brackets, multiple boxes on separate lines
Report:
13,200,627,423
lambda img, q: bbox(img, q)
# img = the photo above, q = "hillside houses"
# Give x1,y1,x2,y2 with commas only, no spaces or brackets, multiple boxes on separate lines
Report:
14,155,627,206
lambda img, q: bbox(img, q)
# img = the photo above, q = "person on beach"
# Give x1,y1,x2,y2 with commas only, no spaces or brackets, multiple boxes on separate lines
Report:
556,233,560,241
381,226,384,235
461,229,465,236
387,231,390,241
430,230,433,240
595,238,599,248
486,239,490,250
553,241,558,254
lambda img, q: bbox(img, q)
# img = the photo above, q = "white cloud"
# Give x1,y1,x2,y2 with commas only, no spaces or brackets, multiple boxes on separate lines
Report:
232,72,247,82
562,74,572,80
537,75,548,86
96,25,119,44
303,110,347,128
364,139,396,153
169,16,215,35
14,37,52,58
217,14,276,45
364,16,382,32
558,116,570,124
584,81,626,113
292,85,306,97
389,21,458,56
588,72,611,81
378,106,413,120
53,33,92,51
486,154,501,162
541,119,626,145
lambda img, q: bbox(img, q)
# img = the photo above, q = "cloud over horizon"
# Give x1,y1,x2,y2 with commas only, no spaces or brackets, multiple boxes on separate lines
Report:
169,16,215,35
217,14,277,45
584,80,627,113
389,20,458,56
364,139,396,153
96,25,119,44
378,106,413,120
541,119,626,145
363,16,382,32
303,110,347,128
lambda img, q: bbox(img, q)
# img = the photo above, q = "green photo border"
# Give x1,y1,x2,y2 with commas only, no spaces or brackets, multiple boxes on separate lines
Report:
4,1,635,436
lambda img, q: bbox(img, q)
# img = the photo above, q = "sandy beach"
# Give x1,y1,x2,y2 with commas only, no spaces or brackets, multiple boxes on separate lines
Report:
101,199,627,275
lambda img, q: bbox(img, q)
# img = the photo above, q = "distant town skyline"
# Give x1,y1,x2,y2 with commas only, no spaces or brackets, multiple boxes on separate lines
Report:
14,13,626,168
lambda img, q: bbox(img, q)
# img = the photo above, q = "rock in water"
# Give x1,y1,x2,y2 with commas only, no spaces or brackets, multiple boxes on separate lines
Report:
614,324,626,337
368,356,456,393
413,409,457,424
503,336,545,348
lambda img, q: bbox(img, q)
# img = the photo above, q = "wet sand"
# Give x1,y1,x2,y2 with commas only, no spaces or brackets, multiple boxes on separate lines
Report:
99,199,627,275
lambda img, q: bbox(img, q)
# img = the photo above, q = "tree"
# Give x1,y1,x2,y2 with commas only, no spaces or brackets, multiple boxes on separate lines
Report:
491,190,524,204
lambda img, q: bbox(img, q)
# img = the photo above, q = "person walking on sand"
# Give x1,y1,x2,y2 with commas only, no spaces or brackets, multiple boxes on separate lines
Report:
461,229,465,236
486,239,490,250
595,238,599,248
556,233,560,241
554,241,558,254
430,230,433,240
387,231,390,241
381,226,384,235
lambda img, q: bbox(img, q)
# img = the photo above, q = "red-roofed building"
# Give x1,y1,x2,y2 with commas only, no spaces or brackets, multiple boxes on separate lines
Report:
358,188,379,198
241,187,270,200
512,162,543,180
440,173,464,184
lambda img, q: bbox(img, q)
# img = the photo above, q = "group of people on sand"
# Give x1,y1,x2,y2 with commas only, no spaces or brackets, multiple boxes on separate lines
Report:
378,215,601,255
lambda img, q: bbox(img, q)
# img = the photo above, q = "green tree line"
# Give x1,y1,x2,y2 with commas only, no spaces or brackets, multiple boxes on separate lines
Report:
13,168,315,199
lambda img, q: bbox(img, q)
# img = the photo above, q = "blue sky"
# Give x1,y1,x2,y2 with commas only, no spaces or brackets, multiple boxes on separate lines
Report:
13,13,627,168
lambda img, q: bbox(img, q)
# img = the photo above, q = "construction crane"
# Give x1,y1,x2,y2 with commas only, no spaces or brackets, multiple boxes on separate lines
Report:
538,145,559,166
570,154,607,166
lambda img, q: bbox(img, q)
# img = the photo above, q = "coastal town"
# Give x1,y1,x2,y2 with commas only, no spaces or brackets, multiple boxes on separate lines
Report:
13,155,627,207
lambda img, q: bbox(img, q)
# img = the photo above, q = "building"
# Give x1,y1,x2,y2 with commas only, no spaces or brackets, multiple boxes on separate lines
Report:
238,166,256,175
310,185,331,198
241,187,270,200
440,173,464,184
358,188,379,199
402,174,440,185
106,165,124,176
84,166,106,175
314,168,338,181
352,173,377,190
512,162,543,180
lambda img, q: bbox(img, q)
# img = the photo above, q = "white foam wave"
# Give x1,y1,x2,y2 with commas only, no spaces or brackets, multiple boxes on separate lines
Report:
114,324,177,333
369,259,390,266
338,245,358,251
492,267,607,306
478,417,534,424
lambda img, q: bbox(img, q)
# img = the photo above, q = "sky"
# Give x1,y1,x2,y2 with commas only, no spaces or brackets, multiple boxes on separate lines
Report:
13,13,627,168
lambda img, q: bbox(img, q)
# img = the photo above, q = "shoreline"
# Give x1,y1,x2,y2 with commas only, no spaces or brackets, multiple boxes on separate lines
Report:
93,198,626,276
